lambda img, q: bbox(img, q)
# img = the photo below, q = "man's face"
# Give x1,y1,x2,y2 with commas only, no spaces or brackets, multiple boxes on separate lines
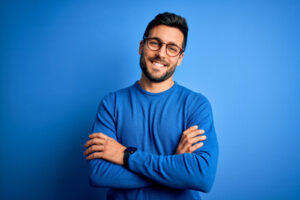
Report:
139,25,185,83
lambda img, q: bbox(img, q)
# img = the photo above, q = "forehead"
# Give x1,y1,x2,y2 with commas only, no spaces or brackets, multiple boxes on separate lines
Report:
148,25,184,47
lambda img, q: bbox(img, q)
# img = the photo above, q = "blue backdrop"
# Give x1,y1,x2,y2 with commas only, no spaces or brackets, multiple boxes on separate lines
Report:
1,1,299,200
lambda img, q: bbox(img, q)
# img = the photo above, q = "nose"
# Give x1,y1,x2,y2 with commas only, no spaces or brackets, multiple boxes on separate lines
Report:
156,43,167,58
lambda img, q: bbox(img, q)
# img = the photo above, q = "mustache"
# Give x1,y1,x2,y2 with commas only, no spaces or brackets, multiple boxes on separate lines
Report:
149,57,168,66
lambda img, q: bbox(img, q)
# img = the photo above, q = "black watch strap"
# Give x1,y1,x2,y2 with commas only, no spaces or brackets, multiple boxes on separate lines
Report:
123,147,137,169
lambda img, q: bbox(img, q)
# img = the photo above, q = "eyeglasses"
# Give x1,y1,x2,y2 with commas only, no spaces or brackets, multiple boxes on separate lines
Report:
143,36,184,57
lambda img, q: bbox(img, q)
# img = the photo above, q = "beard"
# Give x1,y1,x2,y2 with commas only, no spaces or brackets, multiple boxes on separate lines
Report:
139,51,177,83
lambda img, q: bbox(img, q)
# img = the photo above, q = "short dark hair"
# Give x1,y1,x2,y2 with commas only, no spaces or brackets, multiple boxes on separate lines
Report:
143,12,188,51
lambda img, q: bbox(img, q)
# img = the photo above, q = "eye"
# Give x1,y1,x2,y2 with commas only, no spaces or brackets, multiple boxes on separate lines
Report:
149,40,159,46
168,45,179,53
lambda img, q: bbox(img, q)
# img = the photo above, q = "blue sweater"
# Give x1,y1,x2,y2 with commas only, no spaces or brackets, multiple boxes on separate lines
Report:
88,81,219,200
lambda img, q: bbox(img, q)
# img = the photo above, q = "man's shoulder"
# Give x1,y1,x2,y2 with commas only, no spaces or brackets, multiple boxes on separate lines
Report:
101,82,136,102
176,83,210,104
176,84,214,118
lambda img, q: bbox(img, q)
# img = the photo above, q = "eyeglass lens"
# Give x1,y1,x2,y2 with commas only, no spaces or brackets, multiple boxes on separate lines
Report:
146,38,181,56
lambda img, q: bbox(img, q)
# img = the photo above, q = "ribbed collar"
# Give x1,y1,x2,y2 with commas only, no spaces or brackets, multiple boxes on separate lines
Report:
134,80,178,96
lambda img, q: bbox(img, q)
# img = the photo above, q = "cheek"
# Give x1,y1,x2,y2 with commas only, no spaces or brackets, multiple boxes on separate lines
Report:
169,58,178,66
142,51,152,62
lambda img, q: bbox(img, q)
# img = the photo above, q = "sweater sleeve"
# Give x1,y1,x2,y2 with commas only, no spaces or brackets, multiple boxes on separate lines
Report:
87,93,155,189
127,95,219,193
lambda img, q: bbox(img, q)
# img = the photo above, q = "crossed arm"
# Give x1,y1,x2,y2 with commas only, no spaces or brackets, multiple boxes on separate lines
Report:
84,125,205,165
84,96,219,192
84,126,208,189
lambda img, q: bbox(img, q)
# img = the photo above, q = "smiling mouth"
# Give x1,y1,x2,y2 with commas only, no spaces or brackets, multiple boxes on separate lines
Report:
153,62,165,67
150,59,167,68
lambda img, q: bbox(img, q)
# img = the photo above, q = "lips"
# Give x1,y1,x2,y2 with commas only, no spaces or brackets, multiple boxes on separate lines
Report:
150,58,168,67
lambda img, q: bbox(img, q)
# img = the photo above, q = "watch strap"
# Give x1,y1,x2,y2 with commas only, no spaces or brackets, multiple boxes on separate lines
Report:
123,147,137,169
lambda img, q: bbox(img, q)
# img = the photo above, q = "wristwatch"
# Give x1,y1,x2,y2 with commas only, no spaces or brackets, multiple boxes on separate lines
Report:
123,147,137,169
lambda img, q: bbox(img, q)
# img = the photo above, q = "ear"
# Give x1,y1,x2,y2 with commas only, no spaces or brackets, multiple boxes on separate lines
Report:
139,40,144,55
176,52,185,66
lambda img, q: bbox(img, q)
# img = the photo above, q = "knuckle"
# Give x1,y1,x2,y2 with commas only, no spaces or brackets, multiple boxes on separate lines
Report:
91,153,96,158
87,149,92,154
93,153,99,158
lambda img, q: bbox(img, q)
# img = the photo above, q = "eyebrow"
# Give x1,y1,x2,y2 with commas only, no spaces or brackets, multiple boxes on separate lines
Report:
150,37,181,48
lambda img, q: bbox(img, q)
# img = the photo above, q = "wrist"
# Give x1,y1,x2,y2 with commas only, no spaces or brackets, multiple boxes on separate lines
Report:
123,147,137,169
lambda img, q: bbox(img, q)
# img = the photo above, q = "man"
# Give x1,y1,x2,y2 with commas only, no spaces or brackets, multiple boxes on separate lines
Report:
84,12,219,199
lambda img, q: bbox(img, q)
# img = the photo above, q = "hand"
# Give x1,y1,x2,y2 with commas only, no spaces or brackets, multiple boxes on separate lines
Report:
175,125,206,154
84,132,126,165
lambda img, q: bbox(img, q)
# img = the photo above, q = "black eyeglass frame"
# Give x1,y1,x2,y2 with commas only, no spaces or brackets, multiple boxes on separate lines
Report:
143,36,184,57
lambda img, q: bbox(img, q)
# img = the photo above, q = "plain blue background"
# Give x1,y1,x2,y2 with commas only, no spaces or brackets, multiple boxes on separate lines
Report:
1,0,299,199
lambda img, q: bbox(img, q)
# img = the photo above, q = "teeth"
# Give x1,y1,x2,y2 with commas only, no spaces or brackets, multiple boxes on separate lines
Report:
153,62,164,67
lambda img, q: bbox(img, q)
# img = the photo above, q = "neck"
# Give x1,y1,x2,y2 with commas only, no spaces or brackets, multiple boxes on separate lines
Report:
138,74,174,93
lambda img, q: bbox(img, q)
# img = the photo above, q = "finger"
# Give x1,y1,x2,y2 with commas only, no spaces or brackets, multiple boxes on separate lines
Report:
86,152,103,160
181,134,206,152
188,142,204,153
89,132,110,139
84,138,106,148
189,135,207,144
88,133,102,138
183,125,198,135
187,129,205,139
182,130,205,144
84,138,100,148
84,145,104,155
